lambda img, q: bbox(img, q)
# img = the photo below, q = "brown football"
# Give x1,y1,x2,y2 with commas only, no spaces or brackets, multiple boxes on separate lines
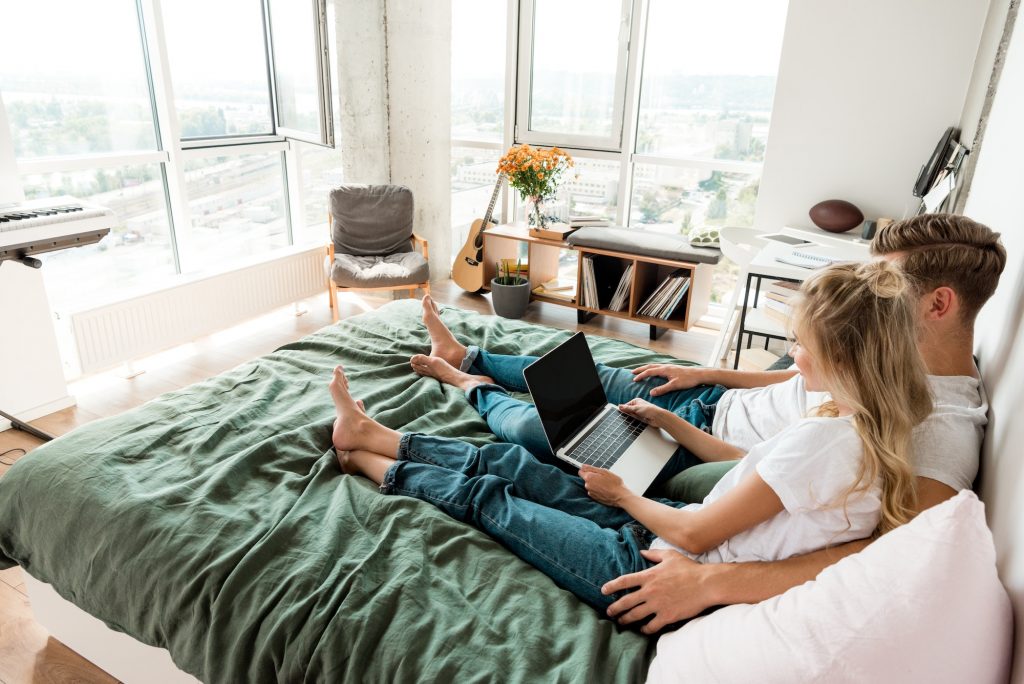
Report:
808,199,864,233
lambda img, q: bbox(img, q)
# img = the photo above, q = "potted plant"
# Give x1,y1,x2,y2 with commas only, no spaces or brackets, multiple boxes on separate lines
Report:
497,144,574,229
490,258,530,319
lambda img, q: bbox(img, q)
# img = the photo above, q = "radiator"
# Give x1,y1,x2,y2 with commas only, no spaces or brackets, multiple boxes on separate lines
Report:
71,247,326,374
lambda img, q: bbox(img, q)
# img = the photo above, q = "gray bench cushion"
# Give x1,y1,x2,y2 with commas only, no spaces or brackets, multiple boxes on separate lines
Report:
327,251,430,289
567,226,721,265
330,184,414,257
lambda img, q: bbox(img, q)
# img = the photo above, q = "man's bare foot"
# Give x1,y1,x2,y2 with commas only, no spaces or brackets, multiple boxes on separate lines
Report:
329,366,371,453
421,295,466,368
410,354,492,392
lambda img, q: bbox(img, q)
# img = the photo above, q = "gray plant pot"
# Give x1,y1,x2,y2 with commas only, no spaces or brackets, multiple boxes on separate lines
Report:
490,277,531,319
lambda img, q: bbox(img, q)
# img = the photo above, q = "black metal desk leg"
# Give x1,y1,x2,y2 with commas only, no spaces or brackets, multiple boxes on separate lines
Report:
733,272,754,369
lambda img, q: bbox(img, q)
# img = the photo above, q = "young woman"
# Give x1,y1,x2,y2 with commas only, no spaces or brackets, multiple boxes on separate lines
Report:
330,261,933,613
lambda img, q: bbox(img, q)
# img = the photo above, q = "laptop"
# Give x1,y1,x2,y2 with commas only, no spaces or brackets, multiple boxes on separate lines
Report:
523,333,677,494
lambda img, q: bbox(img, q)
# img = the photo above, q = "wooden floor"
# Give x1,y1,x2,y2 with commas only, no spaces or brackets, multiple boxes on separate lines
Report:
0,280,716,684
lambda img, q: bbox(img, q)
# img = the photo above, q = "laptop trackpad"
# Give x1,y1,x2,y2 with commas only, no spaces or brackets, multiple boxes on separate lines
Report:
611,428,676,495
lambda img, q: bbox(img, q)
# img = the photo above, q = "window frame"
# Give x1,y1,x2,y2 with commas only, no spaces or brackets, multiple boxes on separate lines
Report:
9,0,340,293
514,0,634,152
264,0,335,148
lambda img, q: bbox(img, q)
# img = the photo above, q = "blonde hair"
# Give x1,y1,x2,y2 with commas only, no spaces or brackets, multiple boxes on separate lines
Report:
870,213,1006,323
791,261,933,535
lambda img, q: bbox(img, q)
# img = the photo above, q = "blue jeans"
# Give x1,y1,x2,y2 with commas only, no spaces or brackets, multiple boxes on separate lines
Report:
381,433,685,611
462,347,726,487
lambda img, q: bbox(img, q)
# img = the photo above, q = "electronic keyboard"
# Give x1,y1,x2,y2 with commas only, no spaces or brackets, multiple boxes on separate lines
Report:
0,195,114,264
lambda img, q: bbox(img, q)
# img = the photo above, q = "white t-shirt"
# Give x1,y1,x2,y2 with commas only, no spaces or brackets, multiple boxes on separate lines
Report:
650,417,880,564
711,370,987,492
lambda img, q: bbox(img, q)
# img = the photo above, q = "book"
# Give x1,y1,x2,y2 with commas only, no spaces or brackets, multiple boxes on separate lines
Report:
607,264,634,312
637,270,690,319
767,280,800,299
499,258,527,274
528,224,577,241
536,277,574,292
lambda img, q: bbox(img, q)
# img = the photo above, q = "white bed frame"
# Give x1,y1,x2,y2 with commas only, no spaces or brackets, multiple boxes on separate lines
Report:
25,573,198,684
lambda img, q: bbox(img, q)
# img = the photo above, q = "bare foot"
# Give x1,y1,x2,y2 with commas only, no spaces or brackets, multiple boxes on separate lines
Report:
410,354,492,392
421,295,466,368
329,366,371,454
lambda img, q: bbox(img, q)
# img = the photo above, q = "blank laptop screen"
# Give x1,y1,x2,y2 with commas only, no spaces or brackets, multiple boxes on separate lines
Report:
524,333,607,452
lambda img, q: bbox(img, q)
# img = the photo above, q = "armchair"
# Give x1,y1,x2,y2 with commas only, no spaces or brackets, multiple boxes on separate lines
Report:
325,184,430,321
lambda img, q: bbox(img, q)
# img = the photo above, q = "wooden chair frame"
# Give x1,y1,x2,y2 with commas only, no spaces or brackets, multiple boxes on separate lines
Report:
326,214,430,321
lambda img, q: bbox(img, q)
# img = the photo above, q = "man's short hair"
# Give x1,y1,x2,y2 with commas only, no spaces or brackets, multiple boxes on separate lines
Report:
871,213,1006,322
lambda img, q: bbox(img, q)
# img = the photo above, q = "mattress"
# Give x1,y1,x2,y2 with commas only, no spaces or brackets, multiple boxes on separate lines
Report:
0,299,696,683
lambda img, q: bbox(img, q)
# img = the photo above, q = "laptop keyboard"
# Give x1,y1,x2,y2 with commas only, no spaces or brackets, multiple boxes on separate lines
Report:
566,410,646,469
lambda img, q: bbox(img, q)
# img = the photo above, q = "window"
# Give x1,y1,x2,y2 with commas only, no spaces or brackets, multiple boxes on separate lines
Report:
180,150,289,273
267,0,334,146
23,163,176,311
161,0,274,139
504,0,786,311
295,141,344,246
0,0,342,375
0,0,158,158
451,1,507,143
636,0,785,163
516,0,632,149
451,0,508,258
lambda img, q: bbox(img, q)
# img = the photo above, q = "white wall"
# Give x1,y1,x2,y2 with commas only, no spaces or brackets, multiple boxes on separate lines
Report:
756,0,989,231
963,8,1024,680
333,0,452,281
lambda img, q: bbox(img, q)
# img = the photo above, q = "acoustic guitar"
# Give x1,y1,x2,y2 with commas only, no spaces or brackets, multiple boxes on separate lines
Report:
452,173,505,293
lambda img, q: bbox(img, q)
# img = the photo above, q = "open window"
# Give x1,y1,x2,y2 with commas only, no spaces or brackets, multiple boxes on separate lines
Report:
162,0,334,148
515,0,633,151
266,0,334,147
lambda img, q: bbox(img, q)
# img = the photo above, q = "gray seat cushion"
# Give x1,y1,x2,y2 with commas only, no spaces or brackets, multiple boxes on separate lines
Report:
328,251,430,289
330,184,414,257
567,226,721,265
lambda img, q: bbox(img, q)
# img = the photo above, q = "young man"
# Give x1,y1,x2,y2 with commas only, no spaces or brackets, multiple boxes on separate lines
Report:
598,213,1007,632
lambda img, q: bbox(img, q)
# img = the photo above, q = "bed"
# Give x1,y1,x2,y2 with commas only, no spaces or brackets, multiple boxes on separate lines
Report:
0,299,701,683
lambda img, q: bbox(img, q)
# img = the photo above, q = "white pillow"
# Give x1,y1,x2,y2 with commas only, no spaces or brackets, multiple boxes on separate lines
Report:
647,490,1013,684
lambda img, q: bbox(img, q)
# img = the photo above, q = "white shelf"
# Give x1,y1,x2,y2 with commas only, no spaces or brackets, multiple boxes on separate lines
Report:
743,305,788,338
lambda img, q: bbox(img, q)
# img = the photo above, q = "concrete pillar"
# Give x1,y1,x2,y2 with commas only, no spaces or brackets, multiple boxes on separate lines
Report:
334,0,452,281
334,0,391,184
385,0,451,281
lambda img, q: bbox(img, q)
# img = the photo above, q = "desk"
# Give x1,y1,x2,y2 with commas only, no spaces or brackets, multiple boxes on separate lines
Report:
732,237,871,368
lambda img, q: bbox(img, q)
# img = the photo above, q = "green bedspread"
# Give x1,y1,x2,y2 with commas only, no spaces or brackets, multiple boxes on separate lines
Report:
0,300,696,683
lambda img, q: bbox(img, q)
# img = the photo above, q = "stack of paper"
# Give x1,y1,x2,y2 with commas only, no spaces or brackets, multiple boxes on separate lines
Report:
637,271,691,319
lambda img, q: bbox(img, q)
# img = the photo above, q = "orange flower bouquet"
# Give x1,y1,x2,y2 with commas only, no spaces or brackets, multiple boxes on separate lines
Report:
497,144,574,227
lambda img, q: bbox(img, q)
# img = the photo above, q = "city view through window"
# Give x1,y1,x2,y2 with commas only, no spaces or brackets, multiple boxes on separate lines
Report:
452,0,788,304
0,0,342,325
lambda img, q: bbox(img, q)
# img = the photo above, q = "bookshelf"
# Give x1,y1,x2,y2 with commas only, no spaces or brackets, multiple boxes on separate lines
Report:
481,224,713,339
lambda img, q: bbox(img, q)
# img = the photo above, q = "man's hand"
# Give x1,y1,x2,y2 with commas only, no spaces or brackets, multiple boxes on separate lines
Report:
580,465,631,507
618,398,670,427
603,548,718,634
631,364,711,396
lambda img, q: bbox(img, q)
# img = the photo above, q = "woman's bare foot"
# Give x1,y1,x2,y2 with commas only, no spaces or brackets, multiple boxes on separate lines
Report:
410,354,492,392
421,295,466,368
329,366,372,453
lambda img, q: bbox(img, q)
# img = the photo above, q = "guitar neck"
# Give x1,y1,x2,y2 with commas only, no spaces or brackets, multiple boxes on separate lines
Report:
481,173,504,226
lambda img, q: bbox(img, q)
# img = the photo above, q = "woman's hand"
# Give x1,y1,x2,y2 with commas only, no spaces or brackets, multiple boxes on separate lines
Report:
618,398,669,428
631,364,711,396
580,465,632,507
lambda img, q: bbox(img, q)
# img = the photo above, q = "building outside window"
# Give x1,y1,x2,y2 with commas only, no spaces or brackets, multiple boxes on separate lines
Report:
451,0,788,309
0,0,342,373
